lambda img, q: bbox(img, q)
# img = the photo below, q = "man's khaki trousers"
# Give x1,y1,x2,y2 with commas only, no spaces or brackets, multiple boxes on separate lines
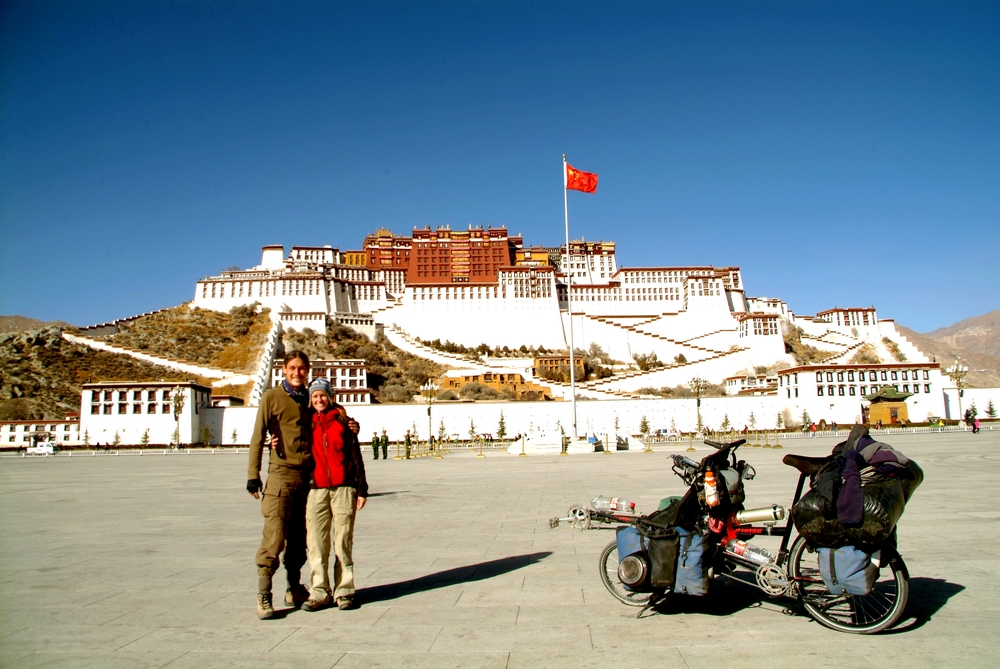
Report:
306,486,357,601
256,466,308,577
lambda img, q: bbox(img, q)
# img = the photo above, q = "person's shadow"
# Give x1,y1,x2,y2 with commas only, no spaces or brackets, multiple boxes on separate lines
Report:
357,552,552,604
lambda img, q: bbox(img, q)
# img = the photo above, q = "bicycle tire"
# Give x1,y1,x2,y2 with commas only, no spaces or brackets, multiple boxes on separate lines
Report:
599,540,655,607
789,536,908,634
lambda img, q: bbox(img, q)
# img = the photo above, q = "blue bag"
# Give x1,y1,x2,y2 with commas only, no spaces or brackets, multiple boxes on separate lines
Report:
674,527,710,595
817,546,878,595
616,525,643,559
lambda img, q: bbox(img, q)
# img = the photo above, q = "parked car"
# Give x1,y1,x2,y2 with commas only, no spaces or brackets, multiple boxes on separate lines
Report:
26,443,56,455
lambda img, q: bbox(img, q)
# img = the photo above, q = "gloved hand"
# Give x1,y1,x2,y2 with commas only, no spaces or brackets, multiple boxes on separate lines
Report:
247,478,263,497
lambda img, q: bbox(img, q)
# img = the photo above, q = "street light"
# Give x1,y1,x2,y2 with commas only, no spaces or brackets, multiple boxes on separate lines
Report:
946,362,969,424
420,381,439,454
690,377,706,433
171,385,186,449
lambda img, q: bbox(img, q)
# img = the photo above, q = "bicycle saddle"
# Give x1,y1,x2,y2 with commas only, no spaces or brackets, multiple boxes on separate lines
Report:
782,453,831,475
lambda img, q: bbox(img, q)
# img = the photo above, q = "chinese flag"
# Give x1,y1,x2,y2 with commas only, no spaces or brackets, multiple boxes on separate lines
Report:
566,164,598,193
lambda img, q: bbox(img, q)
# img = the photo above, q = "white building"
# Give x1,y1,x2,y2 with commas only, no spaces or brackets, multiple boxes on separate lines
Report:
0,418,81,449
80,381,213,446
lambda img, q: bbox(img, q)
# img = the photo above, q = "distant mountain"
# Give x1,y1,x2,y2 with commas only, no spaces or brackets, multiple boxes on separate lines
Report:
924,310,1000,358
0,315,74,333
897,318,1000,388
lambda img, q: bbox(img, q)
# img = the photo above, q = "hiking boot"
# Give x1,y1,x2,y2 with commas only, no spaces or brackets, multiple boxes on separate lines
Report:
336,596,356,610
256,593,274,620
285,583,310,608
302,595,332,612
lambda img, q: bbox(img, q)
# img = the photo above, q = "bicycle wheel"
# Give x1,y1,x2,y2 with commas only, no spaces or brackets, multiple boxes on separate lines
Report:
599,540,655,607
789,536,908,634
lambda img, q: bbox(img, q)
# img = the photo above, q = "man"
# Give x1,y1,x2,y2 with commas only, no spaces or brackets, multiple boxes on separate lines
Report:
248,351,314,620
247,353,364,620
380,429,389,460
404,429,412,459
371,432,380,460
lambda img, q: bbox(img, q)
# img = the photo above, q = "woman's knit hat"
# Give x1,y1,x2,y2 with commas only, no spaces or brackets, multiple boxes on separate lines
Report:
308,377,333,400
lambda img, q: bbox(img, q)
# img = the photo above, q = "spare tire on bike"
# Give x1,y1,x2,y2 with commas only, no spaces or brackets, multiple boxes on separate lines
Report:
792,478,907,548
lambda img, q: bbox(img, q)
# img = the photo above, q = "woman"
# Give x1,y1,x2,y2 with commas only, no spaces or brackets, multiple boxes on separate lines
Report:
302,378,368,611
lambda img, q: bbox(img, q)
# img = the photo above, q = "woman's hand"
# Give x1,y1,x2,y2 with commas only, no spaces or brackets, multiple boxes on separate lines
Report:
356,496,367,511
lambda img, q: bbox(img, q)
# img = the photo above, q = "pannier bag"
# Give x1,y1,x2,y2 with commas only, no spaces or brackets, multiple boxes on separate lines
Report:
615,525,644,560
647,536,680,589
674,526,711,595
816,546,879,596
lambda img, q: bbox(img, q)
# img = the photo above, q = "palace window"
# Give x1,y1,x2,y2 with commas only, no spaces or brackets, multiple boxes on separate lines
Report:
817,386,824,396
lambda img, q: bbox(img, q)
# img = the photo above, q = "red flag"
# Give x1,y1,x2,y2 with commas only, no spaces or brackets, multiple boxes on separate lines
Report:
566,163,598,193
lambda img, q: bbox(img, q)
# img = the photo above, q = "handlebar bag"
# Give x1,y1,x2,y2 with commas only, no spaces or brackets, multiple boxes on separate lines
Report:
817,546,879,595
674,527,711,595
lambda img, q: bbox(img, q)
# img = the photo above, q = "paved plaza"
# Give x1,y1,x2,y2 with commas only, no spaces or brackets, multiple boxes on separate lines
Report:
1,431,998,668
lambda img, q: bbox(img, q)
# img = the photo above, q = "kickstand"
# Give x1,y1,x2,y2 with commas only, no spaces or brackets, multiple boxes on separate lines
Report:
636,589,666,619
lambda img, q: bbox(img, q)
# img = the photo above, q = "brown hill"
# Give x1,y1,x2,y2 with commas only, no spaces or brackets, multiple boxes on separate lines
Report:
924,310,1000,358
0,315,74,333
897,325,1000,388
0,327,210,420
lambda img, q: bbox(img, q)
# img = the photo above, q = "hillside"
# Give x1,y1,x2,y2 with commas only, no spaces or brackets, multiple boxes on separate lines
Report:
924,310,1000,358
104,304,271,373
0,315,74,333
0,328,210,420
897,325,1000,388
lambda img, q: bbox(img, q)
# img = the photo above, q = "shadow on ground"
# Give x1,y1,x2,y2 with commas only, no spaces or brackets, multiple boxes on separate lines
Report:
358,552,552,604
883,577,966,634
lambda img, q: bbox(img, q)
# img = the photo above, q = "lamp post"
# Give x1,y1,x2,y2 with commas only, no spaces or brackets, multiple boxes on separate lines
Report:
690,377,706,434
171,385,186,449
946,362,969,424
420,381,439,454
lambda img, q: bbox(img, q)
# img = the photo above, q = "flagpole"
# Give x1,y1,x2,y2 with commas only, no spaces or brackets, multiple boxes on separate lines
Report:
563,154,578,440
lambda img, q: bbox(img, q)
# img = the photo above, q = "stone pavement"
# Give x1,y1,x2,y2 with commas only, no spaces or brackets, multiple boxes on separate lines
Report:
1,432,997,668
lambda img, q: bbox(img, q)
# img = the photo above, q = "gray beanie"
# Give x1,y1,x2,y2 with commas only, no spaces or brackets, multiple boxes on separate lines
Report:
308,377,333,400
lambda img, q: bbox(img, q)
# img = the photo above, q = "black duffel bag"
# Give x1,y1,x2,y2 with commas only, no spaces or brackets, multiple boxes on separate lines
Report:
791,460,923,548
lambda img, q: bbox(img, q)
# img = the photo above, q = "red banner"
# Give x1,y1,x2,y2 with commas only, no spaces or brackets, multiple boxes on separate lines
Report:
566,164,598,193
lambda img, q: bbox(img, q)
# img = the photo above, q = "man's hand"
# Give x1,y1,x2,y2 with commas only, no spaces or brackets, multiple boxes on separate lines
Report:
247,478,263,499
356,496,367,511
348,418,360,435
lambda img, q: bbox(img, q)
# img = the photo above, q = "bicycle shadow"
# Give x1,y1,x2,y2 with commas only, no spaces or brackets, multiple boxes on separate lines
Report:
882,577,965,634
357,552,552,604
649,576,776,617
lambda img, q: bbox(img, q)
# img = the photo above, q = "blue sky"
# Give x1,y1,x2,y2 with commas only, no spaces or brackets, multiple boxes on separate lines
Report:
1,1,997,332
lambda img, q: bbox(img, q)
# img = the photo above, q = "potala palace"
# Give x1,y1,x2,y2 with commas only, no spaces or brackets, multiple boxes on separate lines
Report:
192,226,929,396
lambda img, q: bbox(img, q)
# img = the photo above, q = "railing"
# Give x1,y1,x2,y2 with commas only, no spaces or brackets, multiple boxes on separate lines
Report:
0,447,251,458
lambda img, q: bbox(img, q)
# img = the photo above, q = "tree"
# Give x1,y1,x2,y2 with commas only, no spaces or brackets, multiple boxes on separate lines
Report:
231,429,239,444
468,419,477,440
112,432,121,447
140,429,149,447
969,402,978,419
171,427,180,447
614,415,620,431
201,426,212,445
438,419,447,441
82,429,90,448
639,415,650,436
497,411,507,440
557,420,565,436
674,354,687,364
721,414,731,431
776,413,784,429
748,411,757,429
988,400,997,419
801,409,811,426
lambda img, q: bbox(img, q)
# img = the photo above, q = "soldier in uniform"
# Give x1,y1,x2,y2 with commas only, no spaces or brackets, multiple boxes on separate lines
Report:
371,432,380,460
380,429,389,460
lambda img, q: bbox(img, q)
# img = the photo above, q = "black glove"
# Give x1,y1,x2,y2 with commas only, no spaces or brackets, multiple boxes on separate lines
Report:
247,478,263,495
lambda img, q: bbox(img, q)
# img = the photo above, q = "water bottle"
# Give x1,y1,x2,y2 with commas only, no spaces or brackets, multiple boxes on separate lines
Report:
703,470,720,507
591,495,635,513
723,539,775,566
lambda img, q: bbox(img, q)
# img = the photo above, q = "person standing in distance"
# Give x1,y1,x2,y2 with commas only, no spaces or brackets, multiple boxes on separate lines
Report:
380,429,389,460
371,432,380,460
247,351,315,620
302,378,368,611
